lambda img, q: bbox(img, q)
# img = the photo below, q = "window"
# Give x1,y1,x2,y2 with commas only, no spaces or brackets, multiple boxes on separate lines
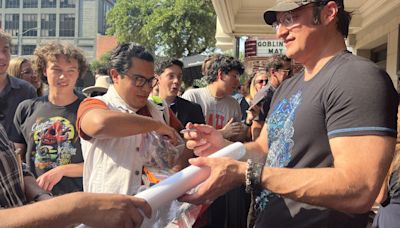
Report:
22,14,38,36
5,14,19,36
59,14,75,37
22,45,36,55
23,0,37,8
41,14,56,37
6,0,20,8
60,0,75,8
0,0,2,8
41,0,55,8
11,45,18,55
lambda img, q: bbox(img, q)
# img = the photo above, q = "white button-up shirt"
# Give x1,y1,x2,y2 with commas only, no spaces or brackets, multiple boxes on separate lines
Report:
80,86,166,195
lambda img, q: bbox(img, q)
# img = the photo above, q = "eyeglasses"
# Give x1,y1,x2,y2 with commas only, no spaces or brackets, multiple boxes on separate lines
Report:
21,69,34,76
271,4,314,32
125,73,158,88
280,69,291,75
256,79,268,85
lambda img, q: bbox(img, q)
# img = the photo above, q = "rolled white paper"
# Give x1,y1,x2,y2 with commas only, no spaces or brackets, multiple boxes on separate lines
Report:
135,142,246,212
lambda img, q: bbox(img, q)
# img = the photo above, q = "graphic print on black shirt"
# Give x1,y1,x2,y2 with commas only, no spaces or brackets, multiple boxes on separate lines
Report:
256,90,302,211
32,116,77,172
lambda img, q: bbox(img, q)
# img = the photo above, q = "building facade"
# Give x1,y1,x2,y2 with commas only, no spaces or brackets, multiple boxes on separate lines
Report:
0,0,115,61
211,0,400,90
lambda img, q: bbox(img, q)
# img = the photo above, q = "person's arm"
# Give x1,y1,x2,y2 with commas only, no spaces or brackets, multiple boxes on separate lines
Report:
36,163,84,191
171,147,194,172
24,176,53,202
0,192,151,228
250,120,264,141
257,135,394,213
218,118,245,141
181,135,394,214
77,99,177,143
14,143,26,161
81,108,174,139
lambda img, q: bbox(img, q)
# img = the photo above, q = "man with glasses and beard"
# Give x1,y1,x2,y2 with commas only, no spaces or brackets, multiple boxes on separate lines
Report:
76,43,179,195
247,54,292,140
0,30,36,136
181,0,398,227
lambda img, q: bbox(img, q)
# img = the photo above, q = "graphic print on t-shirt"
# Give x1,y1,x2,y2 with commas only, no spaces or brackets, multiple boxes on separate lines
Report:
256,90,302,211
32,116,77,171
266,90,302,167
207,111,225,129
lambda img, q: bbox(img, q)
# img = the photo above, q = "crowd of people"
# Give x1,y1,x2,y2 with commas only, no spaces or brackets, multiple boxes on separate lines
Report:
1,0,400,227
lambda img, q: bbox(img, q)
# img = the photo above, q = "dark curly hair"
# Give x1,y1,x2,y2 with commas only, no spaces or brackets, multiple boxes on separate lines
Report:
205,55,244,84
155,58,183,75
265,54,291,71
33,42,89,84
109,43,154,82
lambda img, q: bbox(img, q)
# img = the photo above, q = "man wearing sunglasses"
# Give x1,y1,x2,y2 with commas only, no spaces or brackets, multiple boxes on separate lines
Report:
247,54,292,140
77,43,179,195
181,0,398,227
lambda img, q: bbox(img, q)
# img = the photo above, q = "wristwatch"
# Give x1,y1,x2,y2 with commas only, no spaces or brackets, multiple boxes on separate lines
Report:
33,192,53,201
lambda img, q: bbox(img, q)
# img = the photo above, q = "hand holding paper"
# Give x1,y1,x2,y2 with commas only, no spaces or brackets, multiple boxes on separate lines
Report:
134,142,246,212
178,156,247,205
183,122,228,157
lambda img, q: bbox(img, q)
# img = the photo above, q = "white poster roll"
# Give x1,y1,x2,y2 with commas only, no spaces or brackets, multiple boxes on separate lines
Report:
135,142,246,212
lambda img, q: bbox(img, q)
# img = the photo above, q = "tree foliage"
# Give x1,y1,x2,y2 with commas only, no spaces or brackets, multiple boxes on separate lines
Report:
106,0,216,58
90,51,111,74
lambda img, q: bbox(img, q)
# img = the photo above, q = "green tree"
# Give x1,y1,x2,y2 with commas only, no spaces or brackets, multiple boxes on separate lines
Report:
106,0,216,58
90,51,111,74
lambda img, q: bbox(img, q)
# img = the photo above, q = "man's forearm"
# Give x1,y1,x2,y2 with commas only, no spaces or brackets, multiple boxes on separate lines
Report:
0,193,81,227
57,163,83,177
81,109,162,139
260,166,382,213
242,141,267,163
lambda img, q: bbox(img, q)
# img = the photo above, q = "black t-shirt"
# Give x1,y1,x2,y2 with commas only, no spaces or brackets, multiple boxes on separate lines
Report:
255,51,398,227
11,95,84,195
372,169,400,228
0,75,37,136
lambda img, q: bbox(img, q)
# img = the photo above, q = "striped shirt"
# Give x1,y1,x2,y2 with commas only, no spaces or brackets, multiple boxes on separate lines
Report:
0,124,26,208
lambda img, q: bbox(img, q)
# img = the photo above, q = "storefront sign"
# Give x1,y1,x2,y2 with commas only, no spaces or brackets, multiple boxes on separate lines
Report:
245,39,286,57
256,40,286,56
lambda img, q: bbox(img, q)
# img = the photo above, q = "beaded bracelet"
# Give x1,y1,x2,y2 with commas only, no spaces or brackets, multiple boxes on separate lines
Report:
245,159,264,193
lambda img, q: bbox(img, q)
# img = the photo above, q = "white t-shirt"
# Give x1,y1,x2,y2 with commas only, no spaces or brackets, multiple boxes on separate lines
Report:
182,87,241,129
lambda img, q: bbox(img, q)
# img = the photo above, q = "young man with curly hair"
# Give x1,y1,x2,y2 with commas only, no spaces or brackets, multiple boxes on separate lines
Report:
11,42,88,195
